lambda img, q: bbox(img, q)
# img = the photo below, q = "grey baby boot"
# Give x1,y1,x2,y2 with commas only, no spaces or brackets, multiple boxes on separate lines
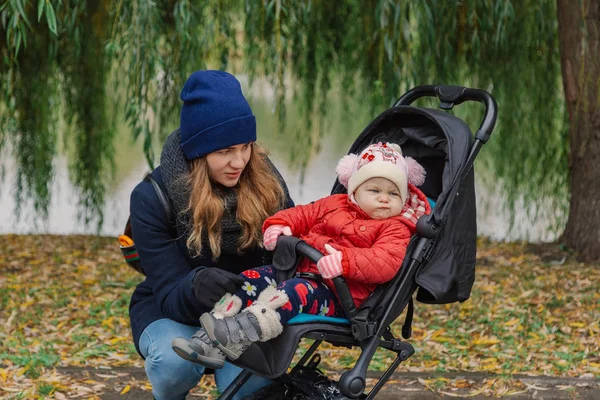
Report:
171,293,242,368
172,328,227,369
201,286,289,360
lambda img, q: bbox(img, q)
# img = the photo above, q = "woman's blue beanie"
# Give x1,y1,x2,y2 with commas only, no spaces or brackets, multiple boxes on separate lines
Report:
179,70,256,160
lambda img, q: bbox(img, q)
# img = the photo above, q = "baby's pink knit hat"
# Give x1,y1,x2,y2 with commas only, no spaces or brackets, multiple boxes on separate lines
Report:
336,142,426,204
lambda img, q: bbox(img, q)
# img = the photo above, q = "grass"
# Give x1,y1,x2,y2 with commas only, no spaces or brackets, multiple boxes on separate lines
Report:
0,234,599,398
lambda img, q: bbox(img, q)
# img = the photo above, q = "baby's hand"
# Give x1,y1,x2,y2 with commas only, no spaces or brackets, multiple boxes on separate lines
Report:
317,244,343,279
263,225,292,251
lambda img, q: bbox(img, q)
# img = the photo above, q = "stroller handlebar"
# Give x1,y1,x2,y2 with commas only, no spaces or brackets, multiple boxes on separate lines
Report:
293,240,323,264
394,85,498,143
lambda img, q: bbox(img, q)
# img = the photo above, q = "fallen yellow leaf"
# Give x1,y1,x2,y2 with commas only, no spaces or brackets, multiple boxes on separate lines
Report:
102,317,115,330
432,336,455,343
588,362,600,368
21,299,35,309
120,385,131,395
482,357,498,364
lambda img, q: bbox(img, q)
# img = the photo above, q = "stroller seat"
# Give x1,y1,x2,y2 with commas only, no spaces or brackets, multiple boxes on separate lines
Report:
226,236,418,399
287,314,351,325
217,85,498,400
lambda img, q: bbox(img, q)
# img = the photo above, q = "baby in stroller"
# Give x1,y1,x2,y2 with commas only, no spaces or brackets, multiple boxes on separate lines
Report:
172,141,432,369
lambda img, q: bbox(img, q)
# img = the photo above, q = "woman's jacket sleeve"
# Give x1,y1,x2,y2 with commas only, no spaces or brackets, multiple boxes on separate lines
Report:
130,182,209,324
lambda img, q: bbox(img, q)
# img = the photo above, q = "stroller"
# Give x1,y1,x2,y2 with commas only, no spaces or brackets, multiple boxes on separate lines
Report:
218,85,498,399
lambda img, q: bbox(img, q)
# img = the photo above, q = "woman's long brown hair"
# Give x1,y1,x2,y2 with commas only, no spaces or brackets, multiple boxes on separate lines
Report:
185,143,286,259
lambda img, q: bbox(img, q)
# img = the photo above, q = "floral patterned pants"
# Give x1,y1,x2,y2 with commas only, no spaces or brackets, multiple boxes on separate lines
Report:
235,265,345,324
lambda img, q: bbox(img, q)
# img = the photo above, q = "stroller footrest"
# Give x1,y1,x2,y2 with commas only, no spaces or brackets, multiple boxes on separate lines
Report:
304,331,356,348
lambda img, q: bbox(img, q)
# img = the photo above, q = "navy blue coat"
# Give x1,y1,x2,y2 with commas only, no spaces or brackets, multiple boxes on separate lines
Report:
129,167,293,355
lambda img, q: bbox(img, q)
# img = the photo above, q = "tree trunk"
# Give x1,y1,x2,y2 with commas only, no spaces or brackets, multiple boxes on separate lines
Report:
557,0,600,262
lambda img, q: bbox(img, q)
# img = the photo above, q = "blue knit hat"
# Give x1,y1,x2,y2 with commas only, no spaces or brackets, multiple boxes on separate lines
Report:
179,70,257,160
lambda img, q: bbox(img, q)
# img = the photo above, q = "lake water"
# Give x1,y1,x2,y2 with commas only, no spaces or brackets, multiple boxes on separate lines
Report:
0,79,557,242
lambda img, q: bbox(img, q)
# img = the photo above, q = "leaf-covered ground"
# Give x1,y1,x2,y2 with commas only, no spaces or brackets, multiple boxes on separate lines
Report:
0,234,598,399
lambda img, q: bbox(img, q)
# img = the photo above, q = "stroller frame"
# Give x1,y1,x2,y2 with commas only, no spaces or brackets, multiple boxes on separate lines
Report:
218,85,498,399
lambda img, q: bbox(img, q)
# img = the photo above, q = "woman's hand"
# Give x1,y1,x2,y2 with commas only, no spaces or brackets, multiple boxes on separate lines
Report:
316,244,343,279
192,268,245,309
263,224,292,251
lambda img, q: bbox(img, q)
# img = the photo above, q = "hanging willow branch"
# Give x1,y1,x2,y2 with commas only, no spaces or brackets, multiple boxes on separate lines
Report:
0,0,572,234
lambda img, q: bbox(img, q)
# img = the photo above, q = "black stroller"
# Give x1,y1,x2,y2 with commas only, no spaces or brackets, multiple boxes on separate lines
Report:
218,85,498,399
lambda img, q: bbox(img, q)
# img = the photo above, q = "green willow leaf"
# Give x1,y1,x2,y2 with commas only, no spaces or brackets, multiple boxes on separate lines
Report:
15,30,21,56
38,0,45,22
0,0,585,237
14,0,31,28
45,2,57,35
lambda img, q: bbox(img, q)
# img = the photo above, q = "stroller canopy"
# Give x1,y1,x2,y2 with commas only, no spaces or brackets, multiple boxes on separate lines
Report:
332,105,478,305
333,106,474,228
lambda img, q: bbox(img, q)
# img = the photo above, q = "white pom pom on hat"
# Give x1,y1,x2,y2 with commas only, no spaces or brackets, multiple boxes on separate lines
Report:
335,142,426,204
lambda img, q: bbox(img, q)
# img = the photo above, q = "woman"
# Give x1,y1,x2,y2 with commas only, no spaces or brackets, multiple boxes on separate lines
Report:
129,70,293,400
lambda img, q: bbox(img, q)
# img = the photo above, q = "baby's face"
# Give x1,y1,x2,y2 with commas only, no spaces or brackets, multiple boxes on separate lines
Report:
354,177,404,220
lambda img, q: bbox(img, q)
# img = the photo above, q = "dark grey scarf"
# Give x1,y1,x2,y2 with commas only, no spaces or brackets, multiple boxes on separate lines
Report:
159,130,243,257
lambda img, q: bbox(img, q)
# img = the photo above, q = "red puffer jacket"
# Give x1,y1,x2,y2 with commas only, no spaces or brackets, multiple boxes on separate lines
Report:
263,184,431,307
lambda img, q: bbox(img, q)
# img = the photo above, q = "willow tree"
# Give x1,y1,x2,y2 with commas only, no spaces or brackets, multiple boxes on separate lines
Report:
557,0,600,262
1,0,598,261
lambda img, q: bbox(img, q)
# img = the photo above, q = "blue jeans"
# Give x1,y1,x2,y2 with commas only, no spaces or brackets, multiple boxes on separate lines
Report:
139,318,271,400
